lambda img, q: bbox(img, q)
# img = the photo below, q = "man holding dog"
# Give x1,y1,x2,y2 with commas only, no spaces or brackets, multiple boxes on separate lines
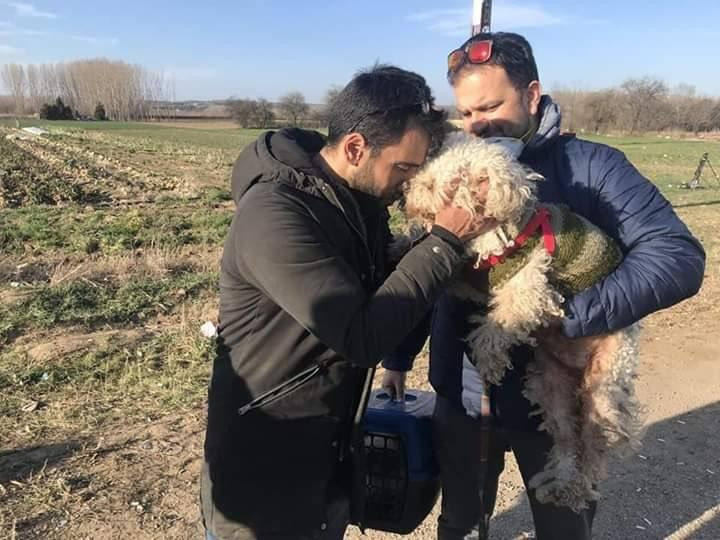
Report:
200,65,490,540
382,32,705,539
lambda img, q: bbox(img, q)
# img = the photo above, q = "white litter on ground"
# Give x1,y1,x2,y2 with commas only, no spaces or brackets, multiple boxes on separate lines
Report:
200,321,218,338
21,127,49,136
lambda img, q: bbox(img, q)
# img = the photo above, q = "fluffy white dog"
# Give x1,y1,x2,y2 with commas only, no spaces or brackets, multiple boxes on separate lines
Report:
402,133,644,511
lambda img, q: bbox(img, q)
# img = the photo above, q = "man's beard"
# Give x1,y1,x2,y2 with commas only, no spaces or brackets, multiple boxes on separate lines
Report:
474,99,537,140
350,160,379,197
349,160,401,206
478,115,532,140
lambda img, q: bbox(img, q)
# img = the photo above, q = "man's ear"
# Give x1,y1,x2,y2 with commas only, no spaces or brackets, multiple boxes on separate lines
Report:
526,80,542,116
342,132,368,167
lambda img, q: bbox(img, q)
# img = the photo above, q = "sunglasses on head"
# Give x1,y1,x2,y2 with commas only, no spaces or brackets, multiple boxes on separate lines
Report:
447,39,493,79
347,99,433,134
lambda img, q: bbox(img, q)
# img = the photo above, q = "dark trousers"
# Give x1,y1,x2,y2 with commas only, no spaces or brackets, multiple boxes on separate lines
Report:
204,496,349,540
432,395,596,540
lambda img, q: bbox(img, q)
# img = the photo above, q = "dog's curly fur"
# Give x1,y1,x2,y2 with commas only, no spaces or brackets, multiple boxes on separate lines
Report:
403,133,644,512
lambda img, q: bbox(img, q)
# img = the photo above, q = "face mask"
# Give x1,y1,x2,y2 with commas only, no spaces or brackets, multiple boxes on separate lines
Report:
484,136,524,159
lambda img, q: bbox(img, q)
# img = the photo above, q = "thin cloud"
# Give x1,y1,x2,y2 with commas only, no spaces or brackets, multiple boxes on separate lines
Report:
407,3,568,37
0,22,115,44
7,2,57,19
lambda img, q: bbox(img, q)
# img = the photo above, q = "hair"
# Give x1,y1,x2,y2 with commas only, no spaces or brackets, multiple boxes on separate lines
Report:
448,32,539,90
327,64,447,154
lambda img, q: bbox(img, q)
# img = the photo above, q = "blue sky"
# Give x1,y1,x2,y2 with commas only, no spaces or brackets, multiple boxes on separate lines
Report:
2,1,720,104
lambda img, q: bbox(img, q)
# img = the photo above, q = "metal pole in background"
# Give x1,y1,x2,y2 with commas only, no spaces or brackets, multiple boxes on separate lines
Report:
472,0,492,36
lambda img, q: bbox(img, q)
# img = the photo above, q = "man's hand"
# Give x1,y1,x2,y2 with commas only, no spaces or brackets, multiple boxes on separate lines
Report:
381,370,407,402
433,176,497,242
535,325,604,370
434,206,474,241
434,206,497,242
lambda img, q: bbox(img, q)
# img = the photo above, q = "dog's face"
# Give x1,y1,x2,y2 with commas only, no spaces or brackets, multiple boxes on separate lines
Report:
403,132,537,231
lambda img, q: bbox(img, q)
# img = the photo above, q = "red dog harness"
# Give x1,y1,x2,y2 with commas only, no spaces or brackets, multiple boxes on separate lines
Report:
475,207,556,269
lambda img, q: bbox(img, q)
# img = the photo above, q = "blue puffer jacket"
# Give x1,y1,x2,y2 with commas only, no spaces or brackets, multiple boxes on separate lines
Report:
384,95,706,429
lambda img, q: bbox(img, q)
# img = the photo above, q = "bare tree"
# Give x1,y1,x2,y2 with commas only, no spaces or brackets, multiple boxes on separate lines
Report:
710,100,720,131
228,97,276,128
229,98,260,128
38,63,60,105
552,86,583,133
256,98,275,128
324,85,342,109
668,84,696,131
279,91,309,127
684,98,716,134
0,95,14,114
1,63,27,114
312,85,342,126
25,64,43,113
1,59,171,120
585,90,617,133
620,77,668,134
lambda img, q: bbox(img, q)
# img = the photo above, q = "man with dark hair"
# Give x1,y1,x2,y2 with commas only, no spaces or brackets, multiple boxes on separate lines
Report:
381,33,705,539
327,65,446,157
201,65,486,540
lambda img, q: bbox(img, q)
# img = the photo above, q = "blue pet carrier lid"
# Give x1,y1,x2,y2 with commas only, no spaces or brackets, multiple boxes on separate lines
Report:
364,389,436,474
366,389,435,417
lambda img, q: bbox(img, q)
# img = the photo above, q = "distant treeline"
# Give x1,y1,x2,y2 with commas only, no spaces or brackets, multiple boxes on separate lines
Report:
3,64,719,134
1,59,174,121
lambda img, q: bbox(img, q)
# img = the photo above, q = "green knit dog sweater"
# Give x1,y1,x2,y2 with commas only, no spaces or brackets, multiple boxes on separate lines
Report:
488,204,622,295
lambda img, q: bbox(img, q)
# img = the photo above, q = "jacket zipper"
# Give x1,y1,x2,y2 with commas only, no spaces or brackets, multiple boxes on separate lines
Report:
317,181,376,280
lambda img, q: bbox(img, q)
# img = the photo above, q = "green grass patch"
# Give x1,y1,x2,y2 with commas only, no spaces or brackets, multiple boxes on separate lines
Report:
0,271,217,343
0,137,105,207
0,205,232,255
0,118,264,151
581,134,720,202
202,186,233,204
0,327,214,438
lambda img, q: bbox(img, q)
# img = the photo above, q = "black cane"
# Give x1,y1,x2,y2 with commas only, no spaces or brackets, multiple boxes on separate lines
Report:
471,4,493,534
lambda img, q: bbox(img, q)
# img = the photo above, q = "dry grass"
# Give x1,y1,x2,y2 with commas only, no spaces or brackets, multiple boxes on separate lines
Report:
45,245,221,286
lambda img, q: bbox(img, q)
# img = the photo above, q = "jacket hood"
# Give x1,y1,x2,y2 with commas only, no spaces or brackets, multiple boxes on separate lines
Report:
526,94,563,152
230,128,327,203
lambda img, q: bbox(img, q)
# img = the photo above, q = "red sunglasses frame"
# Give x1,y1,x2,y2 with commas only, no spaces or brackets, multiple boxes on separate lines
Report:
447,40,494,77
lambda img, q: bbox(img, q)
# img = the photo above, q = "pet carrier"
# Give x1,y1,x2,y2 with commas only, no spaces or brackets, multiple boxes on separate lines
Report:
361,389,440,533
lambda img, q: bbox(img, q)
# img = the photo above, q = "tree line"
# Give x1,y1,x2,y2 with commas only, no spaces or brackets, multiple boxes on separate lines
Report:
231,78,720,135
1,59,173,121
551,77,720,135
227,87,341,129
3,63,718,134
